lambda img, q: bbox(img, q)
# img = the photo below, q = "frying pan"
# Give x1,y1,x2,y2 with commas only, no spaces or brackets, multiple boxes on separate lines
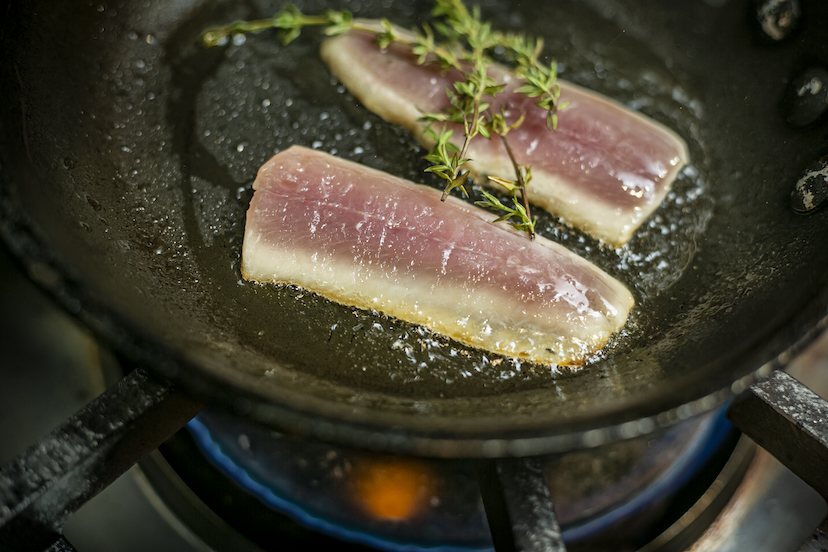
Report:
1,0,828,458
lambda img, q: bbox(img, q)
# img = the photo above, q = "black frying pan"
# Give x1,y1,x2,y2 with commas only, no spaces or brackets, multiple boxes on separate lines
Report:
1,0,827,457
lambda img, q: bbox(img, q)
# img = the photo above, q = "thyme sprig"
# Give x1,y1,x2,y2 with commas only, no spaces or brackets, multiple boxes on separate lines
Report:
201,5,354,46
200,0,567,239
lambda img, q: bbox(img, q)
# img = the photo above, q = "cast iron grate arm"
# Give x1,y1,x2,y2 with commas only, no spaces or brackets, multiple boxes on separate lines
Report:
727,370,828,552
476,457,566,552
0,368,202,552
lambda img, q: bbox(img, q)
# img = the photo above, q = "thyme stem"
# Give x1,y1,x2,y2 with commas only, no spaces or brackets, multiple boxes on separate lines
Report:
440,95,480,202
498,135,534,240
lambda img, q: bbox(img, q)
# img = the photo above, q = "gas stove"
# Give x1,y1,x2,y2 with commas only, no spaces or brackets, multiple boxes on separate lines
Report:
1,240,827,552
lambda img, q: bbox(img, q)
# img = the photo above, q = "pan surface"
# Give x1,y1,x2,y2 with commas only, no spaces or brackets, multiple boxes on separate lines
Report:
1,0,828,455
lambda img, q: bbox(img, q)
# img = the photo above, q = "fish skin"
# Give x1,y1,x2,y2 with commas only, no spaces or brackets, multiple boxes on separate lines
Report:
320,26,690,246
242,146,634,366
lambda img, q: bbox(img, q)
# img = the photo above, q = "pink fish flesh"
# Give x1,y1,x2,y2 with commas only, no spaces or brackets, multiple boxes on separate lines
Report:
320,27,690,246
241,146,634,366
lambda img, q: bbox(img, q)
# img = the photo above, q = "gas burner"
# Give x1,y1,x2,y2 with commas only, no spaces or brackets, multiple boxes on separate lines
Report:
166,406,735,551
155,406,732,551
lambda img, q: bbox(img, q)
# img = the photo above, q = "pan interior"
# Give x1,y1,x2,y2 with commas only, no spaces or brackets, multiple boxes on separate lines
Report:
2,0,828,442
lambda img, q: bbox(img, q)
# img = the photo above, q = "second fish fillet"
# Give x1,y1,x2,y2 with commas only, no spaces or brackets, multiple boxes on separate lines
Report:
320,27,689,246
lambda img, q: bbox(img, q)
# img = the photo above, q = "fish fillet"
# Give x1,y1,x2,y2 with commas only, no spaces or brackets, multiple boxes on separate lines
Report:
241,146,634,366
320,27,690,246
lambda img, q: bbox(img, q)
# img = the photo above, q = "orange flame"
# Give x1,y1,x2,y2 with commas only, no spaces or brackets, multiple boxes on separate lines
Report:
351,457,434,521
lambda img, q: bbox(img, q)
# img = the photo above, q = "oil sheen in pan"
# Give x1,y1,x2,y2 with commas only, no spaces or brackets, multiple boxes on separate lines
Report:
145,0,713,396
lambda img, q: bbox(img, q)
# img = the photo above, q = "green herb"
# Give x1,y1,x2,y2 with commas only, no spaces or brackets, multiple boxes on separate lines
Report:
200,5,354,46
201,0,567,239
